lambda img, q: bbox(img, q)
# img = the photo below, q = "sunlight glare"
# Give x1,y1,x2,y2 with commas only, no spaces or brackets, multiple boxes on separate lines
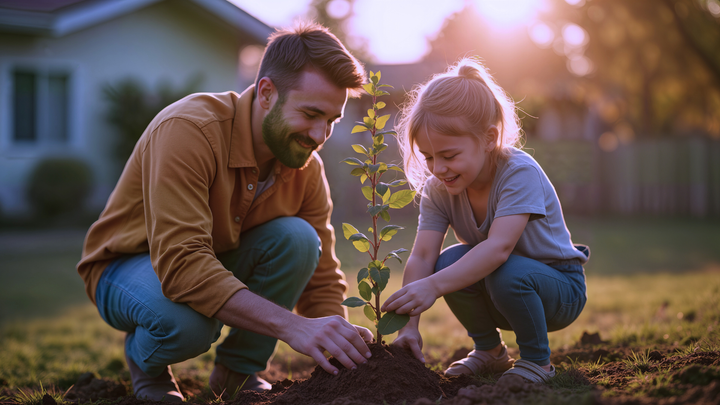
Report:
529,23,554,48
326,0,351,19
472,0,541,28
350,0,464,64
562,23,587,47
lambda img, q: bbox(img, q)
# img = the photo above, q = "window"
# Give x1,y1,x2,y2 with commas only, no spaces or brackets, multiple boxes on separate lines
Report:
11,67,71,146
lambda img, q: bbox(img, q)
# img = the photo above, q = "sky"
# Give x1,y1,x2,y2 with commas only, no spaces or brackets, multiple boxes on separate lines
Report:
227,0,559,65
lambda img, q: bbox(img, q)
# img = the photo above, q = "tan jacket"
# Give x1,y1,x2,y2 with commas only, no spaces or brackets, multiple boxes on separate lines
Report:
77,86,347,319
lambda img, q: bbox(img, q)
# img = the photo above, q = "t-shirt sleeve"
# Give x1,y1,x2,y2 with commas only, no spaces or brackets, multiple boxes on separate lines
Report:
418,179,451,233
495,164,547,221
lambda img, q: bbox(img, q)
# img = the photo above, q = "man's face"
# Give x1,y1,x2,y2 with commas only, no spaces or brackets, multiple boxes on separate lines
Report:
262,69,348,169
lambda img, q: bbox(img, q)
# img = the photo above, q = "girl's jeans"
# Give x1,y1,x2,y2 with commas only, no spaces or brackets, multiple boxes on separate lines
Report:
95,217,320,377
436,244,589,366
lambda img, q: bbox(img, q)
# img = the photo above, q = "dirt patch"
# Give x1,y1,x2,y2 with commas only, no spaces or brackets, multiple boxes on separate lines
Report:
50,337,720,405
232,343,474,405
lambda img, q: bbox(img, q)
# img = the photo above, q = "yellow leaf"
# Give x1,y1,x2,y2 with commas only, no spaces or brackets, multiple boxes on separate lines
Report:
367,109,375,118
362,83,374,95
376,114,391,130
375,101,386,109
352,125,367,134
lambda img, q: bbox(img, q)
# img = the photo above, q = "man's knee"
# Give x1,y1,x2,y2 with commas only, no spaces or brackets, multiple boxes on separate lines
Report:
265,217,321,274
157,306,222,358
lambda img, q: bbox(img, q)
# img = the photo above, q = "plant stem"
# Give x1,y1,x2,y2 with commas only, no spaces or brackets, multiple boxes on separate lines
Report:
370,93,383,344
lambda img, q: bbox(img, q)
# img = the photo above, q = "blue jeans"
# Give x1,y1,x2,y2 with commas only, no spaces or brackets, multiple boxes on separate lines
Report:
95,217,320,377
435,245,588,366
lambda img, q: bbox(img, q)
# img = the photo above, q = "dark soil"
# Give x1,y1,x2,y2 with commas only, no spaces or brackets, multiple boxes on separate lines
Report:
51,337,720,405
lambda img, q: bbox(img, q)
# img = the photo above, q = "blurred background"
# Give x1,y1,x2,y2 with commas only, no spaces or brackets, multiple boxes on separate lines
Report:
1,0,719,326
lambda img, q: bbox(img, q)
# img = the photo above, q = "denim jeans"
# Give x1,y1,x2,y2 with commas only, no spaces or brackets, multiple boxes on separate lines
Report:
95,217,320,377
435,244,588,366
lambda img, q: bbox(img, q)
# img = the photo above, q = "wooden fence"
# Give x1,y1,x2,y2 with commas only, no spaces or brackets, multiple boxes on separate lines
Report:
527,138,720,217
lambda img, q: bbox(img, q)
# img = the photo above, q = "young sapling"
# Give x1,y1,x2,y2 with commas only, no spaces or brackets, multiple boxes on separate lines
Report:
340,71,416,343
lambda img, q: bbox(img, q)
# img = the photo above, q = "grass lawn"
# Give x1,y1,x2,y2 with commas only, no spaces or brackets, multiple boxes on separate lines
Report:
0,216,719,403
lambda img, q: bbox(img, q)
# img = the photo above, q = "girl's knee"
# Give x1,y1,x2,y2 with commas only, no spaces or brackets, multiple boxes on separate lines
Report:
434,244,473,274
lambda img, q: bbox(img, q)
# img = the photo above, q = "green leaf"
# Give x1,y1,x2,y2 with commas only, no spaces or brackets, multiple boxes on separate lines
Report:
377,162,388,173
357,267,369,283
369,259,383,270
367,109,375,118
377,311,410,335
374,133,385,146
350,167,365,177
360,174,368,184
370,74,379,84
341,297,367,307
359,281,372,301
368,227,373,233
375,101,386,109
342,223,359,239
376,90,390,97
367,204,383,216
375,183,389,198
362,83,374,95
375,143,388,154
352,239,370,253
349,232,369,242
375,114,391,130
361,186,374,201
352,144,369,155
342,157,364,166
377,130,397,136
377,267,390,291
388,190,416,209
387,164,404,172
363,305,377,321
389,179,407,187
380,225,404,241
382,188,391,204
369,267,381,286
379,210,390,222
386,248,409,263
375,71,381,81
368,164,381,175
352,125,368,134
363,116,375,127
378,83,393,88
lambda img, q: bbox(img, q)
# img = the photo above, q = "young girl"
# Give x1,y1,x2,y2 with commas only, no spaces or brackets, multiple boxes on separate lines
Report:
381,58,589,383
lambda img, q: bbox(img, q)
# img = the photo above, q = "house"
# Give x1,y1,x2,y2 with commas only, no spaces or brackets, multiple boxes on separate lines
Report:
0,0,272,217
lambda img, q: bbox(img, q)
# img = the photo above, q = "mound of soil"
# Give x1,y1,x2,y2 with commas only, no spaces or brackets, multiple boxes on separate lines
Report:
232,343,476,405
64,372,127,403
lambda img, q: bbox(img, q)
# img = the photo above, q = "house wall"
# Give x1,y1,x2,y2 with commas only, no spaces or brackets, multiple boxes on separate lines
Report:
0,0,257,217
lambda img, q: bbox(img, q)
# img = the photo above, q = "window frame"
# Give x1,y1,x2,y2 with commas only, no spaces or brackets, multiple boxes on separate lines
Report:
0,58,82,157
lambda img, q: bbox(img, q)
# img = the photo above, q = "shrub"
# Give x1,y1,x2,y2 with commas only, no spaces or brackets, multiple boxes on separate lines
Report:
26,157,93,218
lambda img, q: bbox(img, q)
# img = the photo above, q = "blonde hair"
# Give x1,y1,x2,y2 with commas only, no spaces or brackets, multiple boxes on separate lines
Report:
397,57,523,191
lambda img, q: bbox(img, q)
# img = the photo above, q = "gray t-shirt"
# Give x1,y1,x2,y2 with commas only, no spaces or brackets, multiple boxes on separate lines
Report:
418,147,587,266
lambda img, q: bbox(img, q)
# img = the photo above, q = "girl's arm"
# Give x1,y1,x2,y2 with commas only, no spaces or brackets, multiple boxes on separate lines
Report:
383,213,530,315
388,229,444,362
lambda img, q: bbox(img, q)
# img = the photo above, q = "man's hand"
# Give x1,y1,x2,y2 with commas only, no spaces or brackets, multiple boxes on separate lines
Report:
392,324,424,363
214,289,372,375
281,316,373,375
381,278,439,316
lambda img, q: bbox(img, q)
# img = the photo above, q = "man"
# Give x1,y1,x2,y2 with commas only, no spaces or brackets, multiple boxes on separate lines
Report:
77,23,373,401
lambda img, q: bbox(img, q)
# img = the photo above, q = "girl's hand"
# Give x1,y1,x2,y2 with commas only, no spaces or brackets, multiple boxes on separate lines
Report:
381,278,439,316
392,324,425,363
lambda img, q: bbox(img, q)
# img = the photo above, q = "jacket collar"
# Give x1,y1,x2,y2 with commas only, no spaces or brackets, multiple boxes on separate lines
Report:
228,85,257,169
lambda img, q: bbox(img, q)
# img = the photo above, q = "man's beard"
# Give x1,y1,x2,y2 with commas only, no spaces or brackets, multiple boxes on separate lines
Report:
262,98,319,169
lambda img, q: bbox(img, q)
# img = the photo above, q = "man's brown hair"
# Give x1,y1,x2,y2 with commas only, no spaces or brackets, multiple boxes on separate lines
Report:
256,22,365,98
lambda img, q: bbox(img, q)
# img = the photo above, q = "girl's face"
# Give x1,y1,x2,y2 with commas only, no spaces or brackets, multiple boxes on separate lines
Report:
414,127,497,194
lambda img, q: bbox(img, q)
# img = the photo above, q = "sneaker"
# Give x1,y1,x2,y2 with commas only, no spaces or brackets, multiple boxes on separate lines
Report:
125,352,184,402
500,359,556,383
209,363,271,399
444,345,515,376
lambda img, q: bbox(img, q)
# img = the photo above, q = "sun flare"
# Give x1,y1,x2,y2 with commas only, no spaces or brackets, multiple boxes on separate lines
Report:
472,0,545,29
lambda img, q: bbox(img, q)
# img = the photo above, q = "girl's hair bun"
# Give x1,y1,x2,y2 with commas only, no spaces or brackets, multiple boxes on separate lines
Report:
457,64,485,83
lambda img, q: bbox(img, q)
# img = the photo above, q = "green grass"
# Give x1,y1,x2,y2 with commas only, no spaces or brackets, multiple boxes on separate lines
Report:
1,216,719,400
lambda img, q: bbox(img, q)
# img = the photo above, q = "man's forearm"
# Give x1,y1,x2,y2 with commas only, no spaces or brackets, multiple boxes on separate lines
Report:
213,289,297,342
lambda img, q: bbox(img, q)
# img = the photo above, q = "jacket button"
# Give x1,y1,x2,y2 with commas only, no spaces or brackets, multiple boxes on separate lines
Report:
248,184,254,191
234,216,240,223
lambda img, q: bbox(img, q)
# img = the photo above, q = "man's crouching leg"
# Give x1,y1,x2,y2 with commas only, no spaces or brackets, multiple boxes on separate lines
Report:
212,217,320,396
96,254,224,401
